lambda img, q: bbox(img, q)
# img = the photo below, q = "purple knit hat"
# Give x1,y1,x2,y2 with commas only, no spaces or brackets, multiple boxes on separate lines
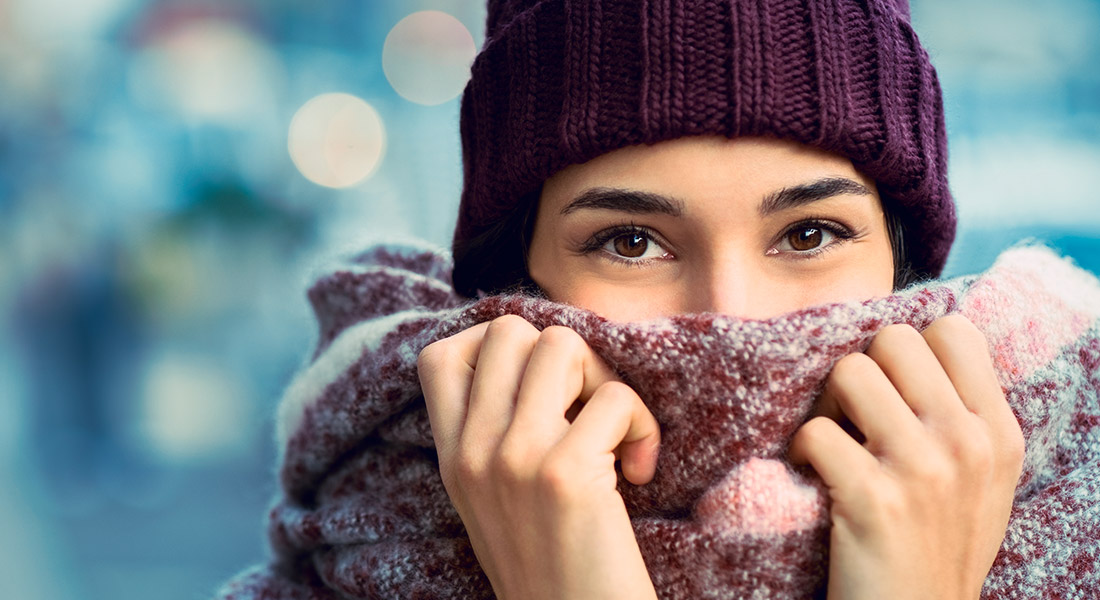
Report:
454,0,955,295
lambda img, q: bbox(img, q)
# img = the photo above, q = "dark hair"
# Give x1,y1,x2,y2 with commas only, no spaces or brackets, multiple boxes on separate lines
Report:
453,190,919,298
452,188,543,299
885,205,919,290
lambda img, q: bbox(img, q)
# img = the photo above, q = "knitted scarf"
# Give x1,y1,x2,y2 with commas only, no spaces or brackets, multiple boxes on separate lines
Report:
217,243,1100,599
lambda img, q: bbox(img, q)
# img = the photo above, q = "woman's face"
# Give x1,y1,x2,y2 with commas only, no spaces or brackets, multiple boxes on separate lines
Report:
527,136,895,322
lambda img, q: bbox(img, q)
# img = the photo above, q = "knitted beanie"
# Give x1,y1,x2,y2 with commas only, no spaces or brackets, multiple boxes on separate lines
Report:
453,0,954,296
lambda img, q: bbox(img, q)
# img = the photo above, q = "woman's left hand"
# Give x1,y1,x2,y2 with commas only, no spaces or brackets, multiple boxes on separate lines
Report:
790,314,1025,600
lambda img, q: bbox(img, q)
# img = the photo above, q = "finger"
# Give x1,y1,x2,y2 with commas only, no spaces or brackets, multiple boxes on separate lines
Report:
919,315,1006,419
818,353,923,452
921,315,1025,466
510,326,619,437
810,383,863,445
865,324,968,421
790,416,879,489
464,316,540,444
418,322,491,451
555,381,661,485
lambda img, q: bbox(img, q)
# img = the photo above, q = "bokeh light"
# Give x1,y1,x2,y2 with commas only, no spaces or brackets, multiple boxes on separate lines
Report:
287,92,387,188
11,0,134,38
382,10,477,106
140,354,251,461
1,1,1098,600
128,19,281,124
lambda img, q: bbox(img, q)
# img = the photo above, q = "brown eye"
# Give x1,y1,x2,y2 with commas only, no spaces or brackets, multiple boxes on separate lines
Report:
592,228,670,263
770,221,847,257
613,233,649,258
787,227,823,251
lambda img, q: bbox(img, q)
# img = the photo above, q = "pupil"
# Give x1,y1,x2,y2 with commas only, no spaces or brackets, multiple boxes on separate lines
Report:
790,228,822,251
614,234,648,258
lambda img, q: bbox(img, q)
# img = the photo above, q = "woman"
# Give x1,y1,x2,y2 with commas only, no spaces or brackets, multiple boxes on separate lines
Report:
420,134,1023,599
218,0,1100,598
419,0,1020,596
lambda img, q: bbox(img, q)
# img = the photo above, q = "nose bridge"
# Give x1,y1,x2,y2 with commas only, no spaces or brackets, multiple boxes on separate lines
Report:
693,254,758,317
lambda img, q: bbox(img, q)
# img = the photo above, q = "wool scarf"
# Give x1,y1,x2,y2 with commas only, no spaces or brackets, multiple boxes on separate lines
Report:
217,243,1100,599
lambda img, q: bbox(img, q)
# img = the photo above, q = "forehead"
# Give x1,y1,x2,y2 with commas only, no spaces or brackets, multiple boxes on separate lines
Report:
540,135,875,214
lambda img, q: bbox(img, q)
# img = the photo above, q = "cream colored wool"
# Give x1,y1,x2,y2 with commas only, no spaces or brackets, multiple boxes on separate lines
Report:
218,244,1100,599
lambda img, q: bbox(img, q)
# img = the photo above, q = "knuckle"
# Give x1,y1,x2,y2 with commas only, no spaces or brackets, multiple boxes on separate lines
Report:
535,454,577,500
791,417,841,461
868,323,922,352
907,450,956,491
951,413,1024,478
796,416,833,445
417,339,452,372
926,314,988,350
940,313,981,334
537,325,585,353
951,426,995,472
594,380,635,402
486,314,535,338
592,382,644,416
830,352,877,381
452,441,490,484
837,473,906,526
492,438,534,482
448,459,480,494
863,483,907,523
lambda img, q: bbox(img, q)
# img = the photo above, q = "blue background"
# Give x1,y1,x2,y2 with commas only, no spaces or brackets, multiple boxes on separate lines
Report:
0,1,1097,599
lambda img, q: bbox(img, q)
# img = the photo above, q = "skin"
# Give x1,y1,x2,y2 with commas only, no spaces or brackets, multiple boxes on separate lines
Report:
418,136,1025,600
528,136,894,320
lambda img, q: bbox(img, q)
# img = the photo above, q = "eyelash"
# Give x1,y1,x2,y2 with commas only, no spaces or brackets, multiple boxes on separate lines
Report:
771,218,858,259
578,222,670,266
577,219,859,264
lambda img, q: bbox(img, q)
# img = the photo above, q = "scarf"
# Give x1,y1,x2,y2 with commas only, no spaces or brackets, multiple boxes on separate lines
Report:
217,243,1100,599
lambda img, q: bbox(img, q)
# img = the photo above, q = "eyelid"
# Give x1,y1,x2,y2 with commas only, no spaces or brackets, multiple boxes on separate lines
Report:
768,218,857,256
578,223,674,263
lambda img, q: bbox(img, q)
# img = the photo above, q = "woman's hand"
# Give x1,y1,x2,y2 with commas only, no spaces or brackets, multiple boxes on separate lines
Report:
417,315,661,600
790,315,1025,600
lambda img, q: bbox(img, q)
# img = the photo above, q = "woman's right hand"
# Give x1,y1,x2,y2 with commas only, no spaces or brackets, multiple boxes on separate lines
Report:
417,315,661,600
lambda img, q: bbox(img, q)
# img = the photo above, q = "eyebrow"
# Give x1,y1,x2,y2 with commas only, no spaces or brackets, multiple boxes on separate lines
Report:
560,187,684,217
758,177,872,217
559,176,871,218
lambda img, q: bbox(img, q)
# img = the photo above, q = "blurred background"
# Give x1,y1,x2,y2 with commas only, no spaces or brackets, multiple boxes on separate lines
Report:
0,1,1096,598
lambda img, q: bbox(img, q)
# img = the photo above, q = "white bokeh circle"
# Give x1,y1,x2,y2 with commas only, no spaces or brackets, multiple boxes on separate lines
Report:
287,93,386,189
382,10,477,106
128,20,281,124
